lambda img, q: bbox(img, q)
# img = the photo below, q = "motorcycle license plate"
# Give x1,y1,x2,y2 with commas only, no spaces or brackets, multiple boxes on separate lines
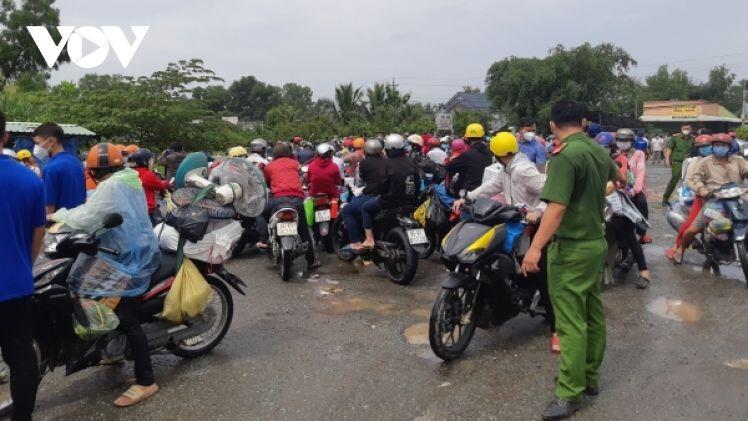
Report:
407,228,428,245
315,209,331,222
277,222,298,236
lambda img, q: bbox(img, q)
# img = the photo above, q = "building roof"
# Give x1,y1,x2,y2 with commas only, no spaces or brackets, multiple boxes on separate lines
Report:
442,92,491,112
639,100,741,123
6,121,97,136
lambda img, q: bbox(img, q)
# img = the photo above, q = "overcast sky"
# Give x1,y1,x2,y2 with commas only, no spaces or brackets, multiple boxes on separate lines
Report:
50,0,748,104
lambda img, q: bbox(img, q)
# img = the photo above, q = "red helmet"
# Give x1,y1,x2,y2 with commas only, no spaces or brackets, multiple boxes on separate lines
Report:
427,137,440,147
342,137,354,148
293,136,302,144
694,134,713,147
712,133,732,145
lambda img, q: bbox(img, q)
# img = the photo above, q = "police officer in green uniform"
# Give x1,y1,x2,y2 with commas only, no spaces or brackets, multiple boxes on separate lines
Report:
521,100,624,420
662,124,695,206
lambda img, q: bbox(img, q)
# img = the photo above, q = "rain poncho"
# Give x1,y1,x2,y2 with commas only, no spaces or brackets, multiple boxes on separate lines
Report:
53,168,160,297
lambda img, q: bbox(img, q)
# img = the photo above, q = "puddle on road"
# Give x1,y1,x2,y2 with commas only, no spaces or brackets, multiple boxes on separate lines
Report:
322,298,396,316
725,359,748,370
688,263,747,283
403,323,429,345
410,308,431,318
647,297,702,322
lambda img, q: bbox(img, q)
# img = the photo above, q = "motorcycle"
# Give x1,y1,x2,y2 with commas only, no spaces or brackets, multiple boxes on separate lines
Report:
311,194,338,254
267,201,309,281
332,203,428,285
667,183,748,286
0,213,245,416
428,198,545,361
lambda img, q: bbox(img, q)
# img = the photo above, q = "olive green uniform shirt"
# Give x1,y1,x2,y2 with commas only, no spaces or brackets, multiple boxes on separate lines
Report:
666,134,694,163
541,132,618,240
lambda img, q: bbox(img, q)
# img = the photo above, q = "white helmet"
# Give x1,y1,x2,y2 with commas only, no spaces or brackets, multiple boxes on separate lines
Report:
316,142,334,156
407,134,424,147
384,134,406,150
364,139,383,155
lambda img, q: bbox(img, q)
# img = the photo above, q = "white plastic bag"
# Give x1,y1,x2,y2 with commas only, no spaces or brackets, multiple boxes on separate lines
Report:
154,220,243,264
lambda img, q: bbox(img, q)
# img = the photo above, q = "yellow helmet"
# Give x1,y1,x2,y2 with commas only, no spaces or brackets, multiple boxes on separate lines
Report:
228,146,248,157
17,149,32,160
490,132,519,157
353,137,365,149
465,123,485,139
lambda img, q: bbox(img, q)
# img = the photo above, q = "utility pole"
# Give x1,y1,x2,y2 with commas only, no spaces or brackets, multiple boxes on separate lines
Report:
742,80,747,127
390,77,398,91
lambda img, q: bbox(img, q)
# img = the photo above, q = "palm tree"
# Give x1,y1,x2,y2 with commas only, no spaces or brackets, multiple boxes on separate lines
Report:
367,83,387,112
334,83,364,122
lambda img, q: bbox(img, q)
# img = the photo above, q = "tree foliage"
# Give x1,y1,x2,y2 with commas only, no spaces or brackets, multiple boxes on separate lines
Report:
0,0,68,87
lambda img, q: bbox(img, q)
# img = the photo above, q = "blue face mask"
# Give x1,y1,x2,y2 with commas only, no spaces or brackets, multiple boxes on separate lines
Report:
698,146,712,157
713,145,730,158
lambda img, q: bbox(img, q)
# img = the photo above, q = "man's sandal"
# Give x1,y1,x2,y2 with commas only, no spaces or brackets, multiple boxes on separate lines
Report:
114,384,159,407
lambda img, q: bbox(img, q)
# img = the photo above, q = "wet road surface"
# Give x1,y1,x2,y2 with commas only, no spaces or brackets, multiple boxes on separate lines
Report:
25,166,748,420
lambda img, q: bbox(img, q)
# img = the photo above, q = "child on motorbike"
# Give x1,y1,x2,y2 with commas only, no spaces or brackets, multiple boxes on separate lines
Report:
51,143,161,407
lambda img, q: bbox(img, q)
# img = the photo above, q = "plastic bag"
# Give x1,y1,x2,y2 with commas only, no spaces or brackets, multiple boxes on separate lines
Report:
165,205,210,242
426,192,448,228
155,221,243,264
73,298,120,341
162,258,213,323
413,198,429,226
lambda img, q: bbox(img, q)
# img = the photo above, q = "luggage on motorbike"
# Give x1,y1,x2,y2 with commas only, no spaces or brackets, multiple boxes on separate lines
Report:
426,193,449,228
502,221,525,254
73,298,120,341
413,198,429,226
165,204,210,242
162,258,213,323
303,197,315,226
606,190,650,231
155,221,243,264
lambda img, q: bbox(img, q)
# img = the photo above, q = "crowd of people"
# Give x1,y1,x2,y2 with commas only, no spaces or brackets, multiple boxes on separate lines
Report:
2,99,747,420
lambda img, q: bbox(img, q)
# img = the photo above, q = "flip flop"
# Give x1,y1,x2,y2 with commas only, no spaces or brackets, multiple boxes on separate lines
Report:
114,384,159,407
635,276,650,290
673,250,684,265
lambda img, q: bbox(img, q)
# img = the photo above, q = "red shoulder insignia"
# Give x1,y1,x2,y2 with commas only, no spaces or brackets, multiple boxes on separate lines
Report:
550,142,567,156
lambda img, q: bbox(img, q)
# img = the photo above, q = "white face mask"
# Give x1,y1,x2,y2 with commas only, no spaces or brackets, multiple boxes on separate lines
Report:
616,141,632,151
523,131,536,142
682,129,691,136
33,142,50,160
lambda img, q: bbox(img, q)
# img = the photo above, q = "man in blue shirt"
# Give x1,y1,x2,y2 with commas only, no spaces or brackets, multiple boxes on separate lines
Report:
0,111,46,420
32,122,86,214
517,117,547,171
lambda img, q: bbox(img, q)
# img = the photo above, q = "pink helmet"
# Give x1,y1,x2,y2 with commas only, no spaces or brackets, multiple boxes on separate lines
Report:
451,138,467,153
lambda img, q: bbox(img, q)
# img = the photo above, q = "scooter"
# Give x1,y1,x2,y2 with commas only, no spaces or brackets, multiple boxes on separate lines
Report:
428,198,544,361
311,194,338,254
667,183,748,286
0,213,246,416
267,201,308,281
332,203,428,285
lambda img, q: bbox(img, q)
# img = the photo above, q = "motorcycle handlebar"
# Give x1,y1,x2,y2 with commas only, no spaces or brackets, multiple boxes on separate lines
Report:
98,247,121,256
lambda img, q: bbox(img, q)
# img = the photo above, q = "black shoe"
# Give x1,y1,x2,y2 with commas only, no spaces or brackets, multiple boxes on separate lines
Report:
542,398,581,420
584,386,599,396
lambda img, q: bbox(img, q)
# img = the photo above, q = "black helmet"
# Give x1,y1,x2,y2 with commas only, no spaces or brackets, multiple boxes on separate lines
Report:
130,148,153,166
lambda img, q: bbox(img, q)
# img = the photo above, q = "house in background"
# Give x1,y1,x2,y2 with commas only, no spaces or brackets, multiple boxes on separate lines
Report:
639,100,741,134
440,91,507,132
7,121,97,156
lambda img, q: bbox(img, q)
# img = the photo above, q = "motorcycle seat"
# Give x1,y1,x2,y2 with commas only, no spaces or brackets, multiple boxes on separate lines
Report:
150,252,177,286
375,206,415,221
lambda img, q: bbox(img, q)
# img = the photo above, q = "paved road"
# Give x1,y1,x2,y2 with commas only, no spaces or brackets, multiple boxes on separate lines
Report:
24,166,748,420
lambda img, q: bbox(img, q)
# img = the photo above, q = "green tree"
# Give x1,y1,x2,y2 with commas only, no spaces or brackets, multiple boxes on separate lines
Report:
462,86,480,93
192,85,229,113
227,75,280,120
643,65,695,101
0,0,68,87
485,43,637,124
334,83,364,122
280,83,313,110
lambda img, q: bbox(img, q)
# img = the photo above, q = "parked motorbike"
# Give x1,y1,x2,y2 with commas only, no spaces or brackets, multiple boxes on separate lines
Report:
332,204,428,285
428,198,545,361
0,213,245,416
267,201,308,281
667,183,748,286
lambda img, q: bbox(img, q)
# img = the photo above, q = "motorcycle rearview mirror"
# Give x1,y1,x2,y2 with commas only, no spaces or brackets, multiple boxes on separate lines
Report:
102,213,123,229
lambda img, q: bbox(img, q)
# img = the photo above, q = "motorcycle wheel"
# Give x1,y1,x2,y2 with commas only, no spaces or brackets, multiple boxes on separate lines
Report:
416,229,437,260
321,224,335,254
280,248,293,282
384,228,418,285
332,218,356,262
736,241,748,289
429,284,479,361
172,277,233,358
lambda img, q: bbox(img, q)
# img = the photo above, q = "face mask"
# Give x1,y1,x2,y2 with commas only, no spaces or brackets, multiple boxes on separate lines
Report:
616,141,632,151
523,131,535,142
713,145,730,158
698,146,712,157
682,129,691,136
33,142,50,160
